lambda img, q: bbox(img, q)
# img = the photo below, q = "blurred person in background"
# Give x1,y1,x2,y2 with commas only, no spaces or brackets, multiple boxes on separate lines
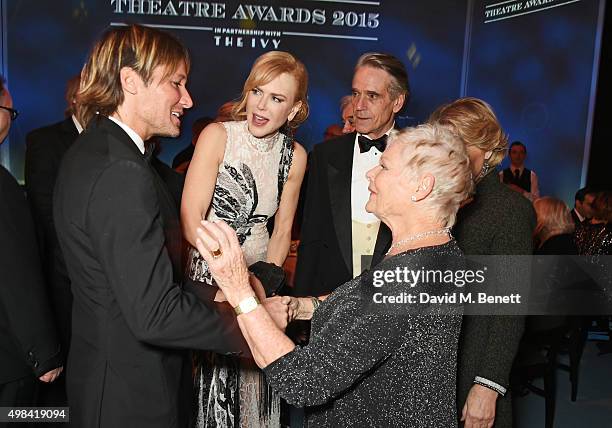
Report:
499,141,540,201
340,94,355,134
571,187,596,226
0,74,63,409
172,116,214,173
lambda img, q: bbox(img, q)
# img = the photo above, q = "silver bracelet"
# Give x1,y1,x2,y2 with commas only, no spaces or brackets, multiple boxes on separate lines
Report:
311,297,321,311
473,376,507,397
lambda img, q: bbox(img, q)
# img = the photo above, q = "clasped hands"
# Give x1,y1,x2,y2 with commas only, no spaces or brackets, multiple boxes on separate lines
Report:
39,366,63,383
195,220,303,330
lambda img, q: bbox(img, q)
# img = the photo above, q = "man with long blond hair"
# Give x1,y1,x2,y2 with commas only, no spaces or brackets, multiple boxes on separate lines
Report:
53,25,253,427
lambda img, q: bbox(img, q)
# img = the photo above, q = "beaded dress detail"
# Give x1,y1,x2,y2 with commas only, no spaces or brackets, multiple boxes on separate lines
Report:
188,120,293,284
188,120,293,428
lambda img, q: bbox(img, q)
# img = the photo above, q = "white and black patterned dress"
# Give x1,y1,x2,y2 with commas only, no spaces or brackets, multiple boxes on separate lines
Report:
187,120,294,428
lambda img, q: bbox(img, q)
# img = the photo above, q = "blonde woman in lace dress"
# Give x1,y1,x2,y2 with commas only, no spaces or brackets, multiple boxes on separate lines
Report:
181,51,308,427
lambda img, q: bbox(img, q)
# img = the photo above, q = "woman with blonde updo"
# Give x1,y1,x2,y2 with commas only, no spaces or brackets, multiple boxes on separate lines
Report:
429,97,536,428
181,51,308,427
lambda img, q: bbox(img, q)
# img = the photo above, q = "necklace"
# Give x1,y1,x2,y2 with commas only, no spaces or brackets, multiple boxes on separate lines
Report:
386,227,452,255
245,121,279,152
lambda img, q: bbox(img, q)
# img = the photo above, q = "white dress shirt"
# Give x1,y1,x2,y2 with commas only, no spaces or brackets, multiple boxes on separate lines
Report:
350,126,393,275
107,115,145,154
499,167,540,202
351,127,394,222
71,114,83,134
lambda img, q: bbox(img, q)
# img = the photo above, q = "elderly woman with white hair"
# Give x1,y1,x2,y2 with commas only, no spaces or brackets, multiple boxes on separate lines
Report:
194,124,473,427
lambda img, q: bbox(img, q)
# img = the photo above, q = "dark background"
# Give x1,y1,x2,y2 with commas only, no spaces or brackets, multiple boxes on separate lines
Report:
1,0,609,201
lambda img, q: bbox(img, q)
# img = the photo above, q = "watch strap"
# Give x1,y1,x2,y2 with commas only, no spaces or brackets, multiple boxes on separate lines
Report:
234,296,261,315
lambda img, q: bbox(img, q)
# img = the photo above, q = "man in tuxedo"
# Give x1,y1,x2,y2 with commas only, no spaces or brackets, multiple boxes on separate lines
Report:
25,75,81,383
0,76,63,407
572,187,596,225
26,78,186,370
294,53,409,296
53,26,256,427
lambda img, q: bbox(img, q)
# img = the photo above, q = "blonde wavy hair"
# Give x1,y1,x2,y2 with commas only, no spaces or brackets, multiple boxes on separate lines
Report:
232,51,309,129
428,97,508,168
77,25,190,128
533,197,575,247
390,124,473,228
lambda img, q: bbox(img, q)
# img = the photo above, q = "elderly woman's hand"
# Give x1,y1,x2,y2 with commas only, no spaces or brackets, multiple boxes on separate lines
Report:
195,220,254,306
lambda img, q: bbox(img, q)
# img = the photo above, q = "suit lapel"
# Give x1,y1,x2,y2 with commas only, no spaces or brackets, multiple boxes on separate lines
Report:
327,134,355,276
59,117,79,155
95,116,146,160
96,117,183,277
60,117,79,136
372,222,392,266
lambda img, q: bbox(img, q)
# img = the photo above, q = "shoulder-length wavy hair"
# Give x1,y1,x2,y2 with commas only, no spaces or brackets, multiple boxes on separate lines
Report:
231,51,309,130
77,24,190,128
428,97,508,168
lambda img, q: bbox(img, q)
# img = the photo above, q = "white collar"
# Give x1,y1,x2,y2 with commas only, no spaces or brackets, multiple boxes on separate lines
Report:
574,208,585,223
71,114,83,134
107,116,145,154
356,123,395,141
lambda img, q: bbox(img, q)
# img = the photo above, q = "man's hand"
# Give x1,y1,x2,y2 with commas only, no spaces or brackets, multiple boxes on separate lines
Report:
461,384,498,428
262,296,291,331
287,297,301,321
39,367,63,383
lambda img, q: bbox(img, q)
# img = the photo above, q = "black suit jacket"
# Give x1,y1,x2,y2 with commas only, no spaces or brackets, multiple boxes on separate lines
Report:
53,116,246,428
25,117,79,354
25,118,185,357
0,165,62,384
293,133,391,297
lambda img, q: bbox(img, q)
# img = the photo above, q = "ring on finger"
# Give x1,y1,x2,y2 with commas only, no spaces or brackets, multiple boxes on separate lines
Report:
211,247,223,259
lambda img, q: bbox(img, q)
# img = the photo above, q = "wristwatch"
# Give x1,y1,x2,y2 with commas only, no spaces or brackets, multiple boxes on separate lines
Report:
234,296,261,315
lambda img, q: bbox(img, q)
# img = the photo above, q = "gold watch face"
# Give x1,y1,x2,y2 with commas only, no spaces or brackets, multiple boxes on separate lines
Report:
235,296,259,315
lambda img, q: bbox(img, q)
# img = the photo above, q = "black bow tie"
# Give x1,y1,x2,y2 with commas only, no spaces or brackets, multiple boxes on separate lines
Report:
358,135,387,153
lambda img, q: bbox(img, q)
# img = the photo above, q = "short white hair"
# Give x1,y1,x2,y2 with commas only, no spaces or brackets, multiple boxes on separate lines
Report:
389,124,473,227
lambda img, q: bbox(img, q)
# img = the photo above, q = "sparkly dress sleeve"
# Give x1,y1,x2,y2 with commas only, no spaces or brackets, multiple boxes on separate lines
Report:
264,243,464,426
263,299,407,407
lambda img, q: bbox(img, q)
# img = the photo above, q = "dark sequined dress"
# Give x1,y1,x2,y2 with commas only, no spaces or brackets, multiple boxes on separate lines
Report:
264,241,464,427
574,222,612,307
575,222,612,256
187,120,294,428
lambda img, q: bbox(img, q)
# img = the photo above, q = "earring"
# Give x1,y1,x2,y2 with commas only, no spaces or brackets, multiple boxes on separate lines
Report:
410,195,417,202
475,160,491,183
